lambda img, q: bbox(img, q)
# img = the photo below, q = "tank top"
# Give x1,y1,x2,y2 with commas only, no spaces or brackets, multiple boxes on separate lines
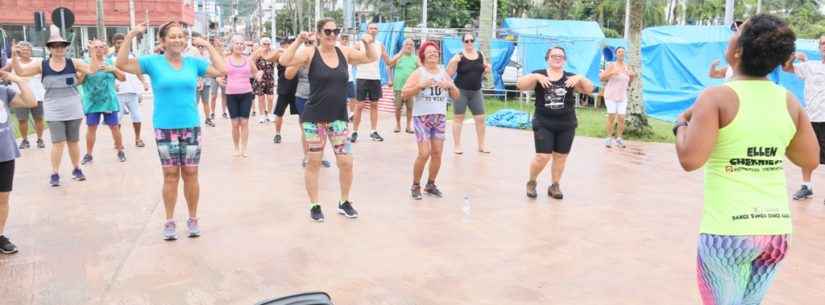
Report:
603,65,630,102
295,67,311,99
702,80,796,235
454,52,485,91
355,42,382,80
225,56,253,94
41,58,83,121
304,47,349,123
277,63,298,95
413,67,450,116
531,69,577,129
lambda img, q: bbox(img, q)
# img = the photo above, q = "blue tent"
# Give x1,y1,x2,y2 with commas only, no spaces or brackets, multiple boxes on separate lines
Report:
774,39,822,108
500,18,605,86
441,37,516,92
357,21,405,85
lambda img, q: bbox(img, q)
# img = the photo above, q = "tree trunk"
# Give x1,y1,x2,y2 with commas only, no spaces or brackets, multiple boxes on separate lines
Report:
626,0,651,135
479,0,494,89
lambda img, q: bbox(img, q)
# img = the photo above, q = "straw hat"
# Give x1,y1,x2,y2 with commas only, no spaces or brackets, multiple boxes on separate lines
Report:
46,25,70,47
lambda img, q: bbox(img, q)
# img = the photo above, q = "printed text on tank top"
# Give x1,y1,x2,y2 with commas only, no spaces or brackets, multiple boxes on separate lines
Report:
544,69,568,110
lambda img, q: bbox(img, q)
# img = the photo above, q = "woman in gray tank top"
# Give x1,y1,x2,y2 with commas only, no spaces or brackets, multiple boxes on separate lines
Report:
401,41,459,200
11,26,96,187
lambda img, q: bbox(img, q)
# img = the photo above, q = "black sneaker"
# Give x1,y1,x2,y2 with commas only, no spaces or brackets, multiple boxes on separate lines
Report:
350,132,359,143
222,112,229,119
0,235,18,254
310,205,324,222
19,139,30,149
81,154,93,165
210,113,216,120
411,184,423,200
424,183,443,197
526,180,538,199
793,185,813,200
72,168,86,181
370,131,384,142
36,139,45,148
338,201,359,218
117,150,127,162
273,134,282,144
548,183,564,200
49,173,60,187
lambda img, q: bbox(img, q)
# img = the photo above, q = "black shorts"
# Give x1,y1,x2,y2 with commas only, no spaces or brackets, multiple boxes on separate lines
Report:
356,79,382,101
533,125,575,154
274,93,298,117
812,122,825,164
226,92,254,119
0,160,15,192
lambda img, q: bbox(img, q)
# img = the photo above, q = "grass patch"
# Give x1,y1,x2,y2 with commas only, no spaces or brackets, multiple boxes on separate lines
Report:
449,98,675,144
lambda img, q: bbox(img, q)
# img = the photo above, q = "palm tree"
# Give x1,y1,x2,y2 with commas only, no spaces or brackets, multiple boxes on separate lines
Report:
626,0,651,133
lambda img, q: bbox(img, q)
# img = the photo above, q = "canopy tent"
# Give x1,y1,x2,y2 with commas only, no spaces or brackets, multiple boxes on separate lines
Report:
441,37,516,92
500,18,606,87
357,21,406,85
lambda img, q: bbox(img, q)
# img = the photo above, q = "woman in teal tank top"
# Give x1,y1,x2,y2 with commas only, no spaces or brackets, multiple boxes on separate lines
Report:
674,14,819,305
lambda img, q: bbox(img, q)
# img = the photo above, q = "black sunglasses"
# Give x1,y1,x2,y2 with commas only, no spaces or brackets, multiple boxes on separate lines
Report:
464,39,474,43
323,28,341,36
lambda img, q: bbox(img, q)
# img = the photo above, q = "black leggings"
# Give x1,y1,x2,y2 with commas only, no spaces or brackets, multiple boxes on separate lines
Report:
0,160,15,192
533,126,575,154
226,92,254,119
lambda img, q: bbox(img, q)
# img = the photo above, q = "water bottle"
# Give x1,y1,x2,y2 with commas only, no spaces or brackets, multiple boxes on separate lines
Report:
462,195,471,220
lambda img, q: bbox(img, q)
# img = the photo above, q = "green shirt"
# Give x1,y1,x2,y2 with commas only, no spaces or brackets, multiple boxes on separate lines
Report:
701,80,796,235
81,58,120,114
393,54,418,91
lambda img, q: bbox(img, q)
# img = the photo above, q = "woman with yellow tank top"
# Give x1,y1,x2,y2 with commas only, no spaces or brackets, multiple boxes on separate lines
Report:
675,14,819,305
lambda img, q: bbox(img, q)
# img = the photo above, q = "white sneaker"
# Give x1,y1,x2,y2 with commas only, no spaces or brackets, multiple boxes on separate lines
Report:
257,117,267,124
616,138,626,148
605,137,613,148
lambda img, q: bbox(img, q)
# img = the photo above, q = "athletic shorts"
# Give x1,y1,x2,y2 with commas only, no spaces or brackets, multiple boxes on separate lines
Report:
811,122,825,164
394,90,413,109
86,112,119,126
14,101,44,121
303,120,351,155
209,80,222,96
413,114,446,143
274,93,297,117
155,127,202,167
295,96,307,116
454,89,485,115
118,93,142,123
346,81,356,99
605,99,628,115
226,92,254,119
47,119,82,143
356,79,382,101
533,125,575,154
0,159,15,192
697,234,789,305
198,85,211,104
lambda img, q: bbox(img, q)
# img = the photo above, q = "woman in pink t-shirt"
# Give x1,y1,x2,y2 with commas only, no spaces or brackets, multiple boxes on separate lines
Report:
225,35,262,157
599,47,635,149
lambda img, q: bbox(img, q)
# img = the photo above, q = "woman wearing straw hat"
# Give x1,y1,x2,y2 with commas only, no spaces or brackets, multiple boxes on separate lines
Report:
11,25,96,187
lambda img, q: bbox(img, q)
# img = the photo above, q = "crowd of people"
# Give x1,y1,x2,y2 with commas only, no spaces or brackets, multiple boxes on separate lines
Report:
0,13,822,305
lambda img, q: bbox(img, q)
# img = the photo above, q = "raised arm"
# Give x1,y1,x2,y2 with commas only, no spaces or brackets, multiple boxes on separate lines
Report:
708,60,727,79
675,86,726,171
284,65,301,80
387,51,404,67
785,92,820,171
599,63,617,81
0,71,36,108
117,25,145,75
567,75,595,94
193,37,227,77
264,49,281,63
10,44,42,77
783,52,807,74
279,33,312,67
446,54,461,77
381,44,391,64
345,35,378,65
110,66,126,81
401,70,424,100
516,73,546,91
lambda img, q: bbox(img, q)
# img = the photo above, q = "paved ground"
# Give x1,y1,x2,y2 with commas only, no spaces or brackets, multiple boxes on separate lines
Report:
1,99,823,305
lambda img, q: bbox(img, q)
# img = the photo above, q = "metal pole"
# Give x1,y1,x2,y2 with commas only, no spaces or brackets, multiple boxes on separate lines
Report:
96,0,106,42
757,0,762,14
344,0,352,31
315,0,321,27
724,0,734,25
129,0,136,53
623,0,630,38
422,0,428,28
271,0,277,40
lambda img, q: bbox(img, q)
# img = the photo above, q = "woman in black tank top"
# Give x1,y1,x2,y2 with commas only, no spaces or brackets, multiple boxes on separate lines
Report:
277,18,379,223
447,33,492,154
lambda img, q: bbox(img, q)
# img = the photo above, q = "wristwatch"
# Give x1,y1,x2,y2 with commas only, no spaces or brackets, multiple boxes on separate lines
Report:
672,121,688,136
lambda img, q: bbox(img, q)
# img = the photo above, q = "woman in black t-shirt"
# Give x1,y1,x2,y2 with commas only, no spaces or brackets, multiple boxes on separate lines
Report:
516,47,594,200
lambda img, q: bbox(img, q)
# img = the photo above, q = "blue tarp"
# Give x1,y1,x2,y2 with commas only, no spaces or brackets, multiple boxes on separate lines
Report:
485,109,532,129
501,18,605,86
441,37,515,92
603,38,627,62
642,25,821,121
358,21,405,85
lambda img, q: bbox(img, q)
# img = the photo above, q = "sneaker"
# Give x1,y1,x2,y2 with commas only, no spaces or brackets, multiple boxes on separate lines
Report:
793,185,814,200
273,134,282,144
36,139,45,148
163,221,177,241
350,132,359,143
72,168,86,181
19,139,30,149
49,173,60,187
616,138,626,149
548,183,564,200
210,113,216,120
338,201,359,218
411,184,423,200
321,160,332,168
186,218,201,238
117,151,127,162
310,205,325,222
370,131,385,142
205,118,215,127
81,154,93,165
136,139,146,148
257,117,267,124
526,180,538,199
222,112,229,119
0,235,18,254
424,183,443,198
604,137,613,148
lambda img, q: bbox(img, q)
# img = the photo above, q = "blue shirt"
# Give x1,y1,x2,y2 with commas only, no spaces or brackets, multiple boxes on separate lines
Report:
138,55,208,129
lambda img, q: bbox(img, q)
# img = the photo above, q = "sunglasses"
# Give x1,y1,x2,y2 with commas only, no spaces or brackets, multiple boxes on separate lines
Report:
322,28,341,36
464,39,474,43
